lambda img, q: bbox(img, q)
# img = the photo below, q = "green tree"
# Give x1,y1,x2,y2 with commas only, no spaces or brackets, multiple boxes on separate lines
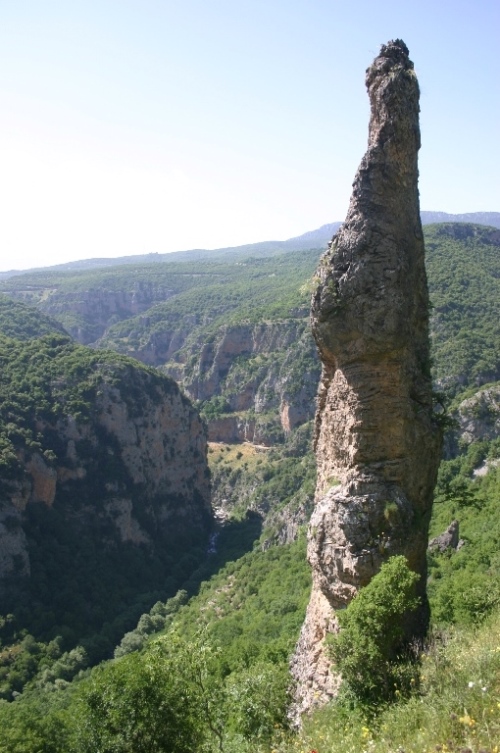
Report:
226,661,290,743
78,653,195,753
329,555,420,705
78,633,225,753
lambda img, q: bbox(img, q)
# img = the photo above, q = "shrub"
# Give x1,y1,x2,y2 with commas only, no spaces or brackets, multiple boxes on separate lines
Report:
328,555,420,705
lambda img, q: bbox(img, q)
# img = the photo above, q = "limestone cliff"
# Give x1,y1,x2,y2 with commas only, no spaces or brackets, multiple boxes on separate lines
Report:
0,328,211,626
291,40,442,714
166,319,319,444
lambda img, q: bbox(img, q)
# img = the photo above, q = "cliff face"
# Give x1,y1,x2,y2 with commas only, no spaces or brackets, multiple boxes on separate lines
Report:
0,339,211,616
165,319,320,444
26,282,176,344
292,40,442,713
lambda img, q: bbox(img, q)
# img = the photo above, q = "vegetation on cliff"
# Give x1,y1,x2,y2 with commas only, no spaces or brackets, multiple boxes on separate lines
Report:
0,294,68,341
0,250,317,345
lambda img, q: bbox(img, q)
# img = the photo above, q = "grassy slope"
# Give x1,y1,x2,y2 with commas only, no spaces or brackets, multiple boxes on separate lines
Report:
294,613,500,752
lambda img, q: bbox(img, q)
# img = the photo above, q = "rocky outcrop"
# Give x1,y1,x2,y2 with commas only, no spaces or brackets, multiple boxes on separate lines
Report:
454,383,500,447
430,222,500,245
207,415,263,444
102,315,319,444
428,520,461,553
292,40,442,715
441,382,500,460
207,411,305,445
262,500,314,548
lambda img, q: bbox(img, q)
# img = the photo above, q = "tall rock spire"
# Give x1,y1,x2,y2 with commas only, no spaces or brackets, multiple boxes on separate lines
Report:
291,40,442,715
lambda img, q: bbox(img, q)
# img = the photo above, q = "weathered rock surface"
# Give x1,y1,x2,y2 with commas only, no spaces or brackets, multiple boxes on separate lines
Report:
291,40,442,715
428,520,460,552
441,382,500,462
453,383,500,449
262,500,314,548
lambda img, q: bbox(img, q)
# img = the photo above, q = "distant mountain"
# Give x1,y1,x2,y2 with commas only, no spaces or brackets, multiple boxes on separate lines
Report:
0,212,498,279
421,211,500,226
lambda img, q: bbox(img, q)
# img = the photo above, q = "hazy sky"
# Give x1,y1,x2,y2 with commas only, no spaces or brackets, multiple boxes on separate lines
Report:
1,0,498,271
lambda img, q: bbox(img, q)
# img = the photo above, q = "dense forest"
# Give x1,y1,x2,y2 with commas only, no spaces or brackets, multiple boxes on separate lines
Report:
0,222,499,751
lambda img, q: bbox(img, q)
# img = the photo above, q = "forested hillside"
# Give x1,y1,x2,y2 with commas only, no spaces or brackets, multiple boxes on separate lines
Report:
0,222,499,751
0,295,212,687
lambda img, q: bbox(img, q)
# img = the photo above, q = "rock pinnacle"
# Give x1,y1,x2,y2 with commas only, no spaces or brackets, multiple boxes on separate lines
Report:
291,39,442,716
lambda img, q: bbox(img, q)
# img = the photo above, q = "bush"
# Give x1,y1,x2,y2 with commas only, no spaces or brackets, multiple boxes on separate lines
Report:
328,556,420,705
78,636,218,753
226,661,290,743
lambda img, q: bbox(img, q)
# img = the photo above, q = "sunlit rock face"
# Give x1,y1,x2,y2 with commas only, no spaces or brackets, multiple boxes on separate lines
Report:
291,39,442,716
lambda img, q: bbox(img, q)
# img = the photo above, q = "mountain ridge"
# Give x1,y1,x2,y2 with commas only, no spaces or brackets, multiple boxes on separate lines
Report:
1,211,498,279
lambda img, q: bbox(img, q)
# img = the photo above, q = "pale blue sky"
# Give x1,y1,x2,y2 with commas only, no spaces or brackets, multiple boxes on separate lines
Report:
0,0,498,270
